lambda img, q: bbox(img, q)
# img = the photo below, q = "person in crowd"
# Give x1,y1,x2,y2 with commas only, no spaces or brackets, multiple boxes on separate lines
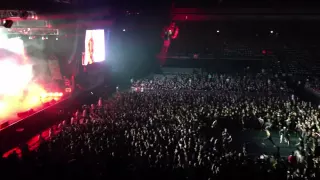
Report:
263,128,277,147
1,71,320,180
279,126,290,146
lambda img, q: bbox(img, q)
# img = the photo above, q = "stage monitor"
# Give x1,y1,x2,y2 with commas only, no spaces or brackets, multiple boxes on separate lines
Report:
83,29,105,66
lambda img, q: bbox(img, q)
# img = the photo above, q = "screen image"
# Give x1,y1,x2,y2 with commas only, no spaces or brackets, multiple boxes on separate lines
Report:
83,29,105,66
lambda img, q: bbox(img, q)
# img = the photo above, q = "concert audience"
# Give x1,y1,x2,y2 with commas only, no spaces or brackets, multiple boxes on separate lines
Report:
132,73,291,94
1,72,320,180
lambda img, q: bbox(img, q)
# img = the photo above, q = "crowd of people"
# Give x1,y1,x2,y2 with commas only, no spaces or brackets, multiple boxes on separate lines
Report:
132,73,291,94
1,72,320,180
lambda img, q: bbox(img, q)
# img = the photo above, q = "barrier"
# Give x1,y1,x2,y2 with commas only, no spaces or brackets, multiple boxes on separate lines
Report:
0,122,9,130
0,96,71,153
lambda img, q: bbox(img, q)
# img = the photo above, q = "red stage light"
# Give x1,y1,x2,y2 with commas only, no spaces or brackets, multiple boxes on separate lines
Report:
39,92,63,105
41,92,63,99
17,109,34,118
262,50,267,54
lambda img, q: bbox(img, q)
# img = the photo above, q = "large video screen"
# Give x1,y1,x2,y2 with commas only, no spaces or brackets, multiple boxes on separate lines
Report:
83,29,105,66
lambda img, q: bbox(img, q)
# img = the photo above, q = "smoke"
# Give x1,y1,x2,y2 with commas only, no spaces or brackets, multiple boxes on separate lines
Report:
0,30,48,121
24,38,45,59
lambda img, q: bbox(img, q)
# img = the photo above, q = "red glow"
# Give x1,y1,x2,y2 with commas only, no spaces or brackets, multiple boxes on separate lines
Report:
262,50,266,54
172,14,214,21
0,78,48,121
159,22,179,64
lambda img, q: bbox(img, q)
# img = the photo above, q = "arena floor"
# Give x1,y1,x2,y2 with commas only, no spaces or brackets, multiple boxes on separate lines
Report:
235,130,299,157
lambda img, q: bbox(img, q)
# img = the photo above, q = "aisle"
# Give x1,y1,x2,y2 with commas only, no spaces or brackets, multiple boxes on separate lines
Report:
235,130,299,157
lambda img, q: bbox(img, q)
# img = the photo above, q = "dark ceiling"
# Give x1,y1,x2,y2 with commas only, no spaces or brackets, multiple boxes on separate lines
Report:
174,0,320,7
1,0,320,15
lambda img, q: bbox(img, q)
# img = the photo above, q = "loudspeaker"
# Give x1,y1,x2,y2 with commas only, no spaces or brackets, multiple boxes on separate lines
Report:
3,20,13,28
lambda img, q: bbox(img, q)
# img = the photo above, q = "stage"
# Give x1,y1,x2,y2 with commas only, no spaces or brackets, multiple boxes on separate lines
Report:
0,98,62,131
0,90,66,131
0,94,75,153
0,81,109,156
0,109,39,131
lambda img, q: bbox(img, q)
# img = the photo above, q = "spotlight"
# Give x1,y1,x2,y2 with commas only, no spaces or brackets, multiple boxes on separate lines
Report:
2,19,13,28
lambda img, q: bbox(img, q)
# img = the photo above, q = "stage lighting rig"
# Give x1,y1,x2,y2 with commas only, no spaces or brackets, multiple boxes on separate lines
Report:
0,10,38,28
1,19,13,28
6,27,59,36
0,10,37,20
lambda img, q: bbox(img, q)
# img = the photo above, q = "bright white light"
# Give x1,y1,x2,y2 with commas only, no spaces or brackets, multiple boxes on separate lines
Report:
0,101,5,110
0,37,24,55
216,30,220,33
0,32,32,95
0,60,33,95
123,29,126,32
0,32,49,120
270,30,274,34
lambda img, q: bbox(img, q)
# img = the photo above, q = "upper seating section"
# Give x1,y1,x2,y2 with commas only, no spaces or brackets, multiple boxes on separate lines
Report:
167,21,320,63
167,21,283,59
